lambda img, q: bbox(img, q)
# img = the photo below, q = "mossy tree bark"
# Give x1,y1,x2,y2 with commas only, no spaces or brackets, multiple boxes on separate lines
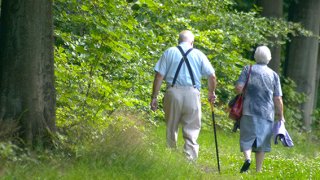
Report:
256,0,283,74
286,0,320,130
0,0,56,147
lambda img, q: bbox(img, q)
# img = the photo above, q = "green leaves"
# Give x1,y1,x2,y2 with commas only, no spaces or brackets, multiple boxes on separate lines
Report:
53,0,307,135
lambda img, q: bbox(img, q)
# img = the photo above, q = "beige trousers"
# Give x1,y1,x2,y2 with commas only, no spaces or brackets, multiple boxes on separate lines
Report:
163,86,201,160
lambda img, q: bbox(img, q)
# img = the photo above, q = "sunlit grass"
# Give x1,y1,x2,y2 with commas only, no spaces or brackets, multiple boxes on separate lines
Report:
1,116,320,179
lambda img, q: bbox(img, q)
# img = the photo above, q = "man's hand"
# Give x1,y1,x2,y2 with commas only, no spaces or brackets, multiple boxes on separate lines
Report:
208,92,216,104
150,98,158,111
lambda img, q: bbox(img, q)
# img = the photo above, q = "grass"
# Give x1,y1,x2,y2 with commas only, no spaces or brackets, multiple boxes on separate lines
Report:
1,116,320,180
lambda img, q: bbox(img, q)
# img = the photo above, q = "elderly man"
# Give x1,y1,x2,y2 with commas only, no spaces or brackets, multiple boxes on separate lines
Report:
150,30,216,160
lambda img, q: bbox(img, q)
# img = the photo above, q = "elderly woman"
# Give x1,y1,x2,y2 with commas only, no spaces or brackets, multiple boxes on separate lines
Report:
235,46,285,173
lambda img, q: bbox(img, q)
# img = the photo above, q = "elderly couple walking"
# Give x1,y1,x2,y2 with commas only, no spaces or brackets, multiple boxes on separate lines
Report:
150,30,285,173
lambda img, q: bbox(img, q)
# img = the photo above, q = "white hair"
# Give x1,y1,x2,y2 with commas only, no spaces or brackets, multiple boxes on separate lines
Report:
179,30,194,43
254,46,272,64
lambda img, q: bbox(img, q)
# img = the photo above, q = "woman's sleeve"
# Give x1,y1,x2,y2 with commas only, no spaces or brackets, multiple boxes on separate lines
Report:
236,65,248,86
273,73,283,97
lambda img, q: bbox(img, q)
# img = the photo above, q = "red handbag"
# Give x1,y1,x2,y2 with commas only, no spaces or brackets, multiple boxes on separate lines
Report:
228,94,244,120
229,65,252,121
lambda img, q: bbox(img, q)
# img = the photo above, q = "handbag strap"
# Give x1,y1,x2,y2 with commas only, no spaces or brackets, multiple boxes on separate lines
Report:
242,65,252,93
172,46,195,87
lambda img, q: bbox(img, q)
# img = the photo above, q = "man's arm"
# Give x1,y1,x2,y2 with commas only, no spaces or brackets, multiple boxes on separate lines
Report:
208,74,217,103
274,96,285,121
150,72,164,111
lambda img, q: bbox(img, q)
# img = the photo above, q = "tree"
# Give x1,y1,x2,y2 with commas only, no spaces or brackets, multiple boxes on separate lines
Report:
285,0,320,130
316,45,320,108
0,0,56,147
256,0,283,73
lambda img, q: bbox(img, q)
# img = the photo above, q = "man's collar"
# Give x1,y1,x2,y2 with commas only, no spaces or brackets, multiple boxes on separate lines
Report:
179,42,193,48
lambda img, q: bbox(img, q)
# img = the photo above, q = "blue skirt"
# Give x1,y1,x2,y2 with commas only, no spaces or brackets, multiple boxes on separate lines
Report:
240,115,273,152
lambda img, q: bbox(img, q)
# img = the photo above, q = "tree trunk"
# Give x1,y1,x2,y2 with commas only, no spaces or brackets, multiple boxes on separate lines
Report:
0,0,56,147
315,44,320,108
286,0,320,130
256,0,283,74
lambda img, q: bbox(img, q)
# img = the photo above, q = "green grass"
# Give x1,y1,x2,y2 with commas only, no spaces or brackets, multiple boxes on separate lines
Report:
1,119,320,180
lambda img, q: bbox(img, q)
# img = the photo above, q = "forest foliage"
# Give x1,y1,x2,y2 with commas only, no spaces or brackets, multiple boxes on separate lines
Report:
1,0,320,178
53,0,312,144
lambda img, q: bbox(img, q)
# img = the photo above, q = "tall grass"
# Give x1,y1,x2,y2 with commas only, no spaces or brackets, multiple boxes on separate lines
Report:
1,114,320,180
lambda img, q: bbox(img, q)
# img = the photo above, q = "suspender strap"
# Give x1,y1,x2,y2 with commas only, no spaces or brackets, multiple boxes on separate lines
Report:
172,46,195,87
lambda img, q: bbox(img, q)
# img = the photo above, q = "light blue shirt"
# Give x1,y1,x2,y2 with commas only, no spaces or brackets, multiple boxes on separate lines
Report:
154,42,215,89
237,64,282,120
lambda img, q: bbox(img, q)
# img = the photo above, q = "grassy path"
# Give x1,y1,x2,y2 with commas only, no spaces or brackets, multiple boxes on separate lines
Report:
2,122,320,179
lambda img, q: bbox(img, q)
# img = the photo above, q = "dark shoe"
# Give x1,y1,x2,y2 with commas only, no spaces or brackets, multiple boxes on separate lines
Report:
240,159,251,173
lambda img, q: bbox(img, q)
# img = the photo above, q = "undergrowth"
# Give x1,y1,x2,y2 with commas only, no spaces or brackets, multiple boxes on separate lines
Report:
1,111,320,179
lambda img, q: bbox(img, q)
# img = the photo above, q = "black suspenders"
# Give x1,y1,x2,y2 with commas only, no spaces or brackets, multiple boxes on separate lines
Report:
171,46,196,87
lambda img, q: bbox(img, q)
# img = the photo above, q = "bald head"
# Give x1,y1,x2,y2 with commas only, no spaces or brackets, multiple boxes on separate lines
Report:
179,30,195,44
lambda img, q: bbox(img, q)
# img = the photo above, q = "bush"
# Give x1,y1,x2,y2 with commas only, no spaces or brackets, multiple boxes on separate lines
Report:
282,78,306,130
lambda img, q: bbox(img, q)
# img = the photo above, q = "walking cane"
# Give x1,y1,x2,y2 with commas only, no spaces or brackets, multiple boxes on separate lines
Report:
210,103,221,173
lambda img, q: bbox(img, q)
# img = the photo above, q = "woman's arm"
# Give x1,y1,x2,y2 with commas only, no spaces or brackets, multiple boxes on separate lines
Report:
274,96,285,121
235,84,244,94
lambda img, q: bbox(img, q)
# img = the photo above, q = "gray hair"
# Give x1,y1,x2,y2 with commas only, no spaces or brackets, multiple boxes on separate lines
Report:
254,46,272,64
179,30,195,43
